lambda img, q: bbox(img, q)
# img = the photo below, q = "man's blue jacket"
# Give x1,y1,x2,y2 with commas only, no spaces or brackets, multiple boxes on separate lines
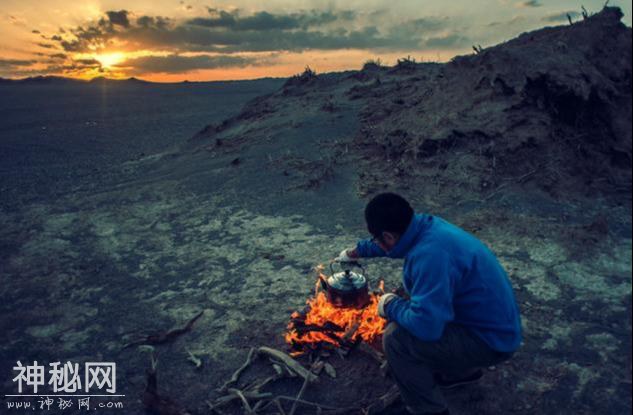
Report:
356,213,522,353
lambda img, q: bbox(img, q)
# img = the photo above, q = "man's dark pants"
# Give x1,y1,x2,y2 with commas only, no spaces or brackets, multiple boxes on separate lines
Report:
383,322,514,414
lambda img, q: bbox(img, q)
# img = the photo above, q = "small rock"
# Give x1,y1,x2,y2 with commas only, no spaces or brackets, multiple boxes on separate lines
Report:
324,363,337,378
311,361,325,376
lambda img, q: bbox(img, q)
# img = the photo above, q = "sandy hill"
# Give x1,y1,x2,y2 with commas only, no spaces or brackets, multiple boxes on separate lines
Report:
188,6,631,210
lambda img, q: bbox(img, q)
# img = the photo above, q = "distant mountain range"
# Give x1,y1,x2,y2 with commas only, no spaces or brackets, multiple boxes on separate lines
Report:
0,75,155,85
0,75,285,85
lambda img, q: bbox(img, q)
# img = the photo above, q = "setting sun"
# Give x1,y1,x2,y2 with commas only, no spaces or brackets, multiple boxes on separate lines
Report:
95,52,125,69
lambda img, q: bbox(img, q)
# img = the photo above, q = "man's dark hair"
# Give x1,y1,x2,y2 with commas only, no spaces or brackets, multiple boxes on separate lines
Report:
365,193,414,237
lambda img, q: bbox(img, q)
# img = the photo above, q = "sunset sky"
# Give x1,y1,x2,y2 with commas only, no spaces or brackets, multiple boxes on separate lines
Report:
1,0,631,82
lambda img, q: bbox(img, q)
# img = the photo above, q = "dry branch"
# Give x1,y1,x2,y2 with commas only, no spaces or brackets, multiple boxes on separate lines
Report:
275,396,356,414
258,347,318,382
289,373,311,415
217,347,257,393
142,353,193,415
357,341,385,364
363,385,400,415
227,388,254,414
122,310,204,350
244,373,285,393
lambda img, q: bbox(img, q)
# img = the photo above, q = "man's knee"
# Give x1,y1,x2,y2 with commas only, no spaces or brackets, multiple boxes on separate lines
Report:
383,323,454,366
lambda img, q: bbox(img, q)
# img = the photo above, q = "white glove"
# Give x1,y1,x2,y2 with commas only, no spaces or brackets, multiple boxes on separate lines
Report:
378,293,398,318
334,248,355,263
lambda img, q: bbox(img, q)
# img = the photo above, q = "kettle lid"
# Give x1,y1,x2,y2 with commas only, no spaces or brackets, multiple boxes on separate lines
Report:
328,270,367,291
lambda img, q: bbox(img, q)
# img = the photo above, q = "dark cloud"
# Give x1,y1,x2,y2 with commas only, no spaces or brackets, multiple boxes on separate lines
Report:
136,15,171,29
1,58,100,77
32,29,40,34
519,0,542,7
106,10,130,28
115,54,255,74
75,58,101,66
172,26,422,52
36,42,56,49
188,9,352,31
424,33,470,48
50,8,444,55
386,17,449,42
35,7,462,78
0,58,37,69
486,16,525,27
187,10,239,29
60,20,119,52
543,11,581,22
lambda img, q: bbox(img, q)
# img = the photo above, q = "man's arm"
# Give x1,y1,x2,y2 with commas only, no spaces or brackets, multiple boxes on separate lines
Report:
355,238,387,258
384,250,455,341
335,239,386,262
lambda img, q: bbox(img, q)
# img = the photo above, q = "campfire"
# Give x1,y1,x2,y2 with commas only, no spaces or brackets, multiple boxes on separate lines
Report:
190,265,397,414
285,265,387,355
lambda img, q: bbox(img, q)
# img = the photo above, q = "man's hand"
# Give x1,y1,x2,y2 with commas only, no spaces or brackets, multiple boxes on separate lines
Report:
378,293,398,318
391,285,410,301
334,248,359,263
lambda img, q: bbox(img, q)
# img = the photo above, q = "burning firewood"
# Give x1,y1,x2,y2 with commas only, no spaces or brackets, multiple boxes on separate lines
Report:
342,321,361,342
285,276,386,356
290,320,345,334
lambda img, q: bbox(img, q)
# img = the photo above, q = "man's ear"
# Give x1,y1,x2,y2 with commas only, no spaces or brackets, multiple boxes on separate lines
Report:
383,231,398,244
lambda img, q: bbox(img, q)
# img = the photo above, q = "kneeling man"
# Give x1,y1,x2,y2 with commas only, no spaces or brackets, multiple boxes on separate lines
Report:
337,193,522,415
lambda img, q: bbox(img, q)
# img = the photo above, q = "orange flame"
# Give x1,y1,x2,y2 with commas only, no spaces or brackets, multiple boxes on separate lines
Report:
285,270,387,349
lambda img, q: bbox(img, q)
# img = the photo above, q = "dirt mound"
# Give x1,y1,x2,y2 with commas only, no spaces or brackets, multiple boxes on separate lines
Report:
352,6,631,203
188,7,631,209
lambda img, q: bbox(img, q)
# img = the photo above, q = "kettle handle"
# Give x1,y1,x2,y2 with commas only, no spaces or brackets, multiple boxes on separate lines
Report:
318,274,329,291
329,260,367,278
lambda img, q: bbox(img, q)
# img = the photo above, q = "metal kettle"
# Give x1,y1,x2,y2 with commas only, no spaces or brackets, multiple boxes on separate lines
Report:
319,261,370,309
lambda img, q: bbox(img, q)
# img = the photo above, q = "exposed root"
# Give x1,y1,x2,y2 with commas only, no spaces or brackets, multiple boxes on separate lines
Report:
122,310,204,350
142,353,193,415
217,347,257,393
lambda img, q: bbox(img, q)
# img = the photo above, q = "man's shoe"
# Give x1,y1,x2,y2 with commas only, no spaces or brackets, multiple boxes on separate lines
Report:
435,369,484,389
